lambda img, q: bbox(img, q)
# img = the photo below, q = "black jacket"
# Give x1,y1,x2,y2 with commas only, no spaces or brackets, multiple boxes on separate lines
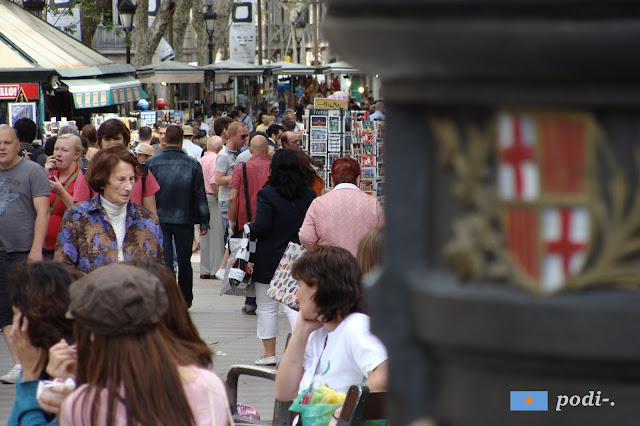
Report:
20,143,47,167
249,186,316,284
147,146,210,229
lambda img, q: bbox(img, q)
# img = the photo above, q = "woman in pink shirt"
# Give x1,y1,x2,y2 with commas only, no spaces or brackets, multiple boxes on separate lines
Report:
299,157,384,256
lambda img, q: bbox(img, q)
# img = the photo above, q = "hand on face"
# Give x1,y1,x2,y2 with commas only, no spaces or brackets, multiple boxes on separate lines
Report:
9,310,45,380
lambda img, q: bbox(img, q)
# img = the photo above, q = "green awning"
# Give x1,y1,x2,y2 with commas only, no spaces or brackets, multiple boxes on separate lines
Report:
61,75,148,109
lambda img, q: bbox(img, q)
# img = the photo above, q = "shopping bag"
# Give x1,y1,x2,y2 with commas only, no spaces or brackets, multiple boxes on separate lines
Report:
266,242,307,310
289,386,342,426
220,224,256,297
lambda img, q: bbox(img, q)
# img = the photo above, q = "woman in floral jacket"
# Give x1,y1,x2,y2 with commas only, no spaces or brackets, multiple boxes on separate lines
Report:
54,146,163,273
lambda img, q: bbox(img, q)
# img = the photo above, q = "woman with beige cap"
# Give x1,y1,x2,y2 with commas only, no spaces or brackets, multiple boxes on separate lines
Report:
58,263,232,425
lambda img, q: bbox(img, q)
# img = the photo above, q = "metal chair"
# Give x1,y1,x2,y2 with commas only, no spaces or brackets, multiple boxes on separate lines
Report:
336,384,388,425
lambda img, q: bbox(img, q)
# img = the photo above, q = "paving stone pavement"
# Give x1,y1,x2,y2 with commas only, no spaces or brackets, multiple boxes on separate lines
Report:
0,253,292,423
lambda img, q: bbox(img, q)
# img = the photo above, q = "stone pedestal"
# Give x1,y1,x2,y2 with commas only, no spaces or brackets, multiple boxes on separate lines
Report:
323,2,640,424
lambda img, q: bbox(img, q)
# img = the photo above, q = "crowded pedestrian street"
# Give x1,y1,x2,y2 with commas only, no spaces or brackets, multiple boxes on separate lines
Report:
0,254,286,423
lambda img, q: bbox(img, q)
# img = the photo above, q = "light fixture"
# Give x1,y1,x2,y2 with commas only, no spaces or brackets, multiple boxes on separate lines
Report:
203,3,217,64
344,75,352,88
358,86,365,94
23,0,46,18
117,0,137,64
118,0,136,32
292,11,306,64
160,82,168,86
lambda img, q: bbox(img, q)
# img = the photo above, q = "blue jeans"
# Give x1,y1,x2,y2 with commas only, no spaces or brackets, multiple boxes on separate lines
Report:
161,223,195,306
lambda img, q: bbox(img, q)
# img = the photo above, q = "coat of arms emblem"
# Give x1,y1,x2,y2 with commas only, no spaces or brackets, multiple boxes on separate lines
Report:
432,109,640,293
497,111,592,291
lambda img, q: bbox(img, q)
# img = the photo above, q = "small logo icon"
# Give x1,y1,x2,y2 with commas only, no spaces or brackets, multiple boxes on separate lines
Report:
510,391,548,411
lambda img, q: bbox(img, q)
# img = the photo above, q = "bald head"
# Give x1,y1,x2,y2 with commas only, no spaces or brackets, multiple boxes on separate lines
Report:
0,124,18,141
207,135,223,153
249,135,269,156
281,131,300,149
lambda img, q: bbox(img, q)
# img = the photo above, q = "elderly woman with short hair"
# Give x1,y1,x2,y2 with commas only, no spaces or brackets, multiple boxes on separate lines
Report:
54,145,163,273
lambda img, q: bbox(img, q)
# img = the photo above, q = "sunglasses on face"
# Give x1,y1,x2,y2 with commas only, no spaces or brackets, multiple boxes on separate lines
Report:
240,134,249,139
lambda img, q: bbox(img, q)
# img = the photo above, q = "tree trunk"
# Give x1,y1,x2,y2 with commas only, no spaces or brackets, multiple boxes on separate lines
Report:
213,0,233,61
191,0,209,66
133,0,177,67
80,0,111,47
172,0,193,62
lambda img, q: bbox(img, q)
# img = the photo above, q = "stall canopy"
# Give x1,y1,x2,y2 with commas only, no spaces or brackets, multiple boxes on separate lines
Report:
270,61,319,76
0,0,146,102
203,59,280,77
321,61,360,75
137,61,204,84
61,76,148,109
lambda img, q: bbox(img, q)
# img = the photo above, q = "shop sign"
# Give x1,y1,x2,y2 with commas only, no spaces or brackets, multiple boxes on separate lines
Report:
314,98,348,110
0,84,39,101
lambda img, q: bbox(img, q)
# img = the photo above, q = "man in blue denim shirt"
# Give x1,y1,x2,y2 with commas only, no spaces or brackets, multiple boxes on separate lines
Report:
147,125,210,307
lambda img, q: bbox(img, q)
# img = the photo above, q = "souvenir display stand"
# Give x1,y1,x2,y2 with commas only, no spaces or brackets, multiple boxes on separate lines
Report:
303,108,385,204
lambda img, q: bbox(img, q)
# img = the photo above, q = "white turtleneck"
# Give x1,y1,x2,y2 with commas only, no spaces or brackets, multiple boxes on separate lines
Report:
100,195,127,261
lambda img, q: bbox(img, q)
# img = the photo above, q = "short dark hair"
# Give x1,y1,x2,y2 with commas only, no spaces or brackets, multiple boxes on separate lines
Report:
266,124,284,140
291,246,364,323
213,116,234,137
194,111,204,119
280,115,296,131
8,261,81,362
332,157,360,185
81,124,98,147
86,145,140,194
14,118,37,143
165,125,183,145
227,110,239,120
98,119,130,147
235,105,246,114
138,126,152,141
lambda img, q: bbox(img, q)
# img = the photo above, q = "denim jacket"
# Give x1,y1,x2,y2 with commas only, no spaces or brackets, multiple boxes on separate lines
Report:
147,146,210,229
54,195,164,273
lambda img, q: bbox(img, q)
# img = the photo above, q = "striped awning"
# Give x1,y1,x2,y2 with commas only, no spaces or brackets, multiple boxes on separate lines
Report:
61,75,148,109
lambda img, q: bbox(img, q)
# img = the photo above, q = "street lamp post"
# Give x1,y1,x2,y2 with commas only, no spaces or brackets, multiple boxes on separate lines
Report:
22,0,46,19
203,5,217,64
118,0,137,64
292,12,306,64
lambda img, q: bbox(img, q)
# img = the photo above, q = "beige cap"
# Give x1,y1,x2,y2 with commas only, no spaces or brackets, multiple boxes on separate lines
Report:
182,125,194,136
133,144,155,157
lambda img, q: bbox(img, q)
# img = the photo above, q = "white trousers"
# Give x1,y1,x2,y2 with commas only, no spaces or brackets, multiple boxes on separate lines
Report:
255,282,298,340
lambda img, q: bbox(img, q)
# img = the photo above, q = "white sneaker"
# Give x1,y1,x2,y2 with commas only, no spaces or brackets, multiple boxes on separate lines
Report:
214,269,226,280
255,356,277,366
0,364,21,384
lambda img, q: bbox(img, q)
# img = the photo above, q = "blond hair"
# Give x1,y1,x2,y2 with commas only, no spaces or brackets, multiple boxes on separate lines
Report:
356,227,384,274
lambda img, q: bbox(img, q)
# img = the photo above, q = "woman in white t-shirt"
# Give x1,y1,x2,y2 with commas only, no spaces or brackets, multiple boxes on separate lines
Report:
274,246,388,408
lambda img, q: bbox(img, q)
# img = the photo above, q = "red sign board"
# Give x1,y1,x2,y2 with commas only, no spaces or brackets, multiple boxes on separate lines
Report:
0,84,39,100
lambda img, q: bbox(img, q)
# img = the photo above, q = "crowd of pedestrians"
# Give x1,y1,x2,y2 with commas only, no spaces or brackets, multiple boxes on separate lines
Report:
0,104,387,425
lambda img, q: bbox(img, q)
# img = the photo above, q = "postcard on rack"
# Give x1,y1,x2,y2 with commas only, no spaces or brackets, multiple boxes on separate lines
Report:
361,179,374,192
376,143,385,162
344,116,353,132
362,121,375,132
310,129,327,141
310,142,328,155
362,132,375,143
362,143,375,156
361,155,376,168
311,115,328,128
328,153,340,168
377,162,385,177
329,116,341,133
361,167,375,179
352,143,362,156
311,155,326,169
